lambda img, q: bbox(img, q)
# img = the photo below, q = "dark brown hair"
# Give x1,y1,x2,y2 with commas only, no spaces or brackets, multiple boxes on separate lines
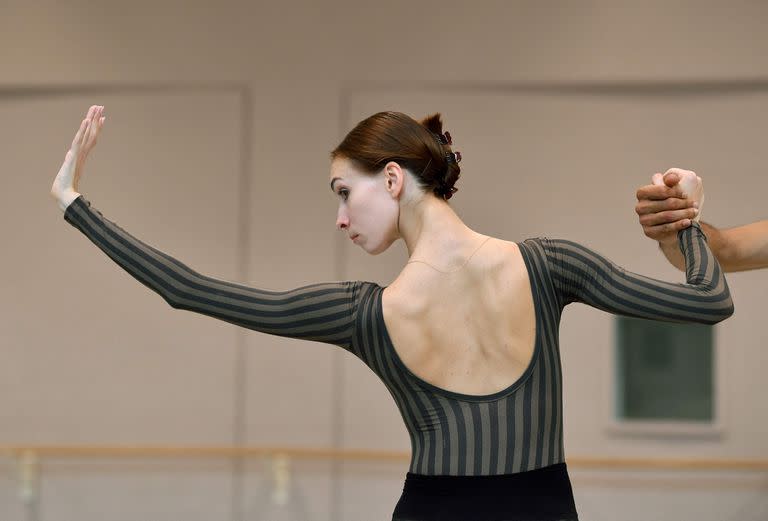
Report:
331,111,461,200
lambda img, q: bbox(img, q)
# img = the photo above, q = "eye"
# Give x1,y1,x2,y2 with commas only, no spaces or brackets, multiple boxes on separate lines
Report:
337,189,349,201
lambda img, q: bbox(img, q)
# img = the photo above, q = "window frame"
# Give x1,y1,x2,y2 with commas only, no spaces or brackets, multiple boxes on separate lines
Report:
604,317,728,439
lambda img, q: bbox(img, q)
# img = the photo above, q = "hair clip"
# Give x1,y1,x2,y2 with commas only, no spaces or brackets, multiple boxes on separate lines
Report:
434,131,453,146
445,151,462,164
436,185,459,200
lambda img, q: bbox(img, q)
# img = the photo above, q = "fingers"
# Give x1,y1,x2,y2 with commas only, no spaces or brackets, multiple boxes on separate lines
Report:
637,168,699,241
83,105,98,137
71,117,88,150
662,171,680,187
636,182,686,201
94,104,106,129
95,105,104,128
664,167,695,178
637,205,699,226
663,168,697,191
642,218,693,241
636,184,667,201
637,168,694,201
676,170,702,200
82,105,104,152
636,196,695,220
80,107,96,146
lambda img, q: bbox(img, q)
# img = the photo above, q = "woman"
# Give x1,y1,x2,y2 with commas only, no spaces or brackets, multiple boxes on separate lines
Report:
51,105,733,521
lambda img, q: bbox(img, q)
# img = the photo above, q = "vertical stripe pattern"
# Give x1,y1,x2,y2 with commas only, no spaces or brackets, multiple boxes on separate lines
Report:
65,197,733,477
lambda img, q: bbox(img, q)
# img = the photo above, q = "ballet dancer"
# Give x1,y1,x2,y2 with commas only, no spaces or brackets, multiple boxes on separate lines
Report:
51,106,733,521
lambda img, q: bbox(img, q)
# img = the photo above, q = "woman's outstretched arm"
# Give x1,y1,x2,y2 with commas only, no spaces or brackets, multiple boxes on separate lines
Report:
543,223,734,325
63,195,363,347
51,106,366,350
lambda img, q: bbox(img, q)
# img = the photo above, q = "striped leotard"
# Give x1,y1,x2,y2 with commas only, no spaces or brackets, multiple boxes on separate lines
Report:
63,196,733,520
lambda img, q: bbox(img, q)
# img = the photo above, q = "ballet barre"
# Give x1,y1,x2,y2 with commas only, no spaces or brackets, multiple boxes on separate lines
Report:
1,445,767,470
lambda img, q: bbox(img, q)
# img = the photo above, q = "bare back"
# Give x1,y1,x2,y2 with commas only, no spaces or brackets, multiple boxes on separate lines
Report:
382,238,536,396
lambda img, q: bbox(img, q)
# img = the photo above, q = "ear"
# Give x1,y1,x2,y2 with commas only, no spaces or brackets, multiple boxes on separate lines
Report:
383,161,405,198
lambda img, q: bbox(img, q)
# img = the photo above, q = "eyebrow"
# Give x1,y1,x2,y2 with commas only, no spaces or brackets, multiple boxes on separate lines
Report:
330,177,342,192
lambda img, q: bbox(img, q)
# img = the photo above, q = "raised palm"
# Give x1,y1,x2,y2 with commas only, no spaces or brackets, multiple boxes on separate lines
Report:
50,105,105,204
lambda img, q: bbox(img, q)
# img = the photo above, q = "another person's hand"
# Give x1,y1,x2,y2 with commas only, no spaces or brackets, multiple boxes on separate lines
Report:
50,105,105,211
635,168,701,247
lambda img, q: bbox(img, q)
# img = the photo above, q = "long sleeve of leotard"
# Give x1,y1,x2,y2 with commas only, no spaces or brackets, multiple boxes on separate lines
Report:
541,223,734,324
63,195,365,349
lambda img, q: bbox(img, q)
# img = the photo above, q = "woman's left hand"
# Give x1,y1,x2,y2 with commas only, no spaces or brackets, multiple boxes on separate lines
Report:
663,168,704,222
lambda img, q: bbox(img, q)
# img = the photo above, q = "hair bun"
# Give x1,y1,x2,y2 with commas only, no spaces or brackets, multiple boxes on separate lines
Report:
332,111,462,201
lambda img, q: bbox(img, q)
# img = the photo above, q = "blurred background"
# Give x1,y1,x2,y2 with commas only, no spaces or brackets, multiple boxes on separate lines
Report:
1,1,766,520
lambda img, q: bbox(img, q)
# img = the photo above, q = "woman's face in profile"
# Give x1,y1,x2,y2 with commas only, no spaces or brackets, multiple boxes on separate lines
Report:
329,157,400,255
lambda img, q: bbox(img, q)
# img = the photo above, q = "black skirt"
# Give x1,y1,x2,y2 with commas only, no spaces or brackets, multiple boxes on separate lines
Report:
391,463,578,521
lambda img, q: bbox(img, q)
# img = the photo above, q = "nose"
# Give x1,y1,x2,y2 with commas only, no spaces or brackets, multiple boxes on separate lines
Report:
336,205,349,230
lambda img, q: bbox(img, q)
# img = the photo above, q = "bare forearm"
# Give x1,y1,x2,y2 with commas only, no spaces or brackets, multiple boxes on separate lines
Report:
662,220,768,272
709,220,768,272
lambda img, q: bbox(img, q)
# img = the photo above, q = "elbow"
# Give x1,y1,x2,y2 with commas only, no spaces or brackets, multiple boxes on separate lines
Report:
721,299,735,322
161,290,185,310
705,297,735,325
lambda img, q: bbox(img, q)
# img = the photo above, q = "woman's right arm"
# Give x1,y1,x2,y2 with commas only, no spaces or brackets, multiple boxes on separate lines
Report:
51,106,365,350
63,195,364,348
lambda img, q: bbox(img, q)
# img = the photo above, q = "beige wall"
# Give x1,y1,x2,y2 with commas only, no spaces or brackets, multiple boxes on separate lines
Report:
1,1,767,520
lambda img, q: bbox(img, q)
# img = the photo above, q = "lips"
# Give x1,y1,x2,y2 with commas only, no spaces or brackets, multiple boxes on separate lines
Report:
350,234,360,242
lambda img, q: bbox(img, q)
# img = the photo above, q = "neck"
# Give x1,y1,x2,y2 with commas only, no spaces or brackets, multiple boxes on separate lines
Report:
399,195,483,266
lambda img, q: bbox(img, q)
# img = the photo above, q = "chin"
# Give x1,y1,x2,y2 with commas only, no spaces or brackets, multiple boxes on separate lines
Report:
363,236,396,256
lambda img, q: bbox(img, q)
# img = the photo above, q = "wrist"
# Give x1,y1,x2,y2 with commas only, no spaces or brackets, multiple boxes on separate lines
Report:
658,236,679,249
658,235,687,272
54,190,81,212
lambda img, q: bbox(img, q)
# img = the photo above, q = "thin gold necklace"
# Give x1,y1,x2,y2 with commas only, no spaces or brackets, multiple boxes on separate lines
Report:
405,236,492,274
